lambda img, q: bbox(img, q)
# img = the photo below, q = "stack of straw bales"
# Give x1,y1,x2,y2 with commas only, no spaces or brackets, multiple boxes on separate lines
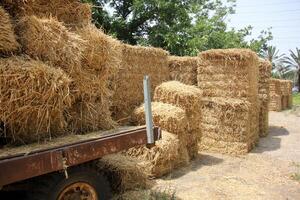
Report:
198,49,259,154
15,16,120,133
0,56,72,143
0,7,19,55
153,81,202,159
112,45,169,121
269,78,293,111
269,79,282,111
280,80,293,109
168,56,204,85
0,0,91,28
127,102,190,177
258,59,272,137
0,1,127,144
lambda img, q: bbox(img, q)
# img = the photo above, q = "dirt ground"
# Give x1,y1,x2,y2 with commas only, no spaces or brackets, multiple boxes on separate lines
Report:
153,109,300,200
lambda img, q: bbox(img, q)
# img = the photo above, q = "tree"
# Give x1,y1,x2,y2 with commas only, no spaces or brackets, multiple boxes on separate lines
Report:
261,46,285,70
83,0,272,56
284,48,300,92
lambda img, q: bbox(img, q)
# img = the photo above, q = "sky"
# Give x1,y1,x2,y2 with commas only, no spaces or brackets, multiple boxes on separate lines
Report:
226,0,300,55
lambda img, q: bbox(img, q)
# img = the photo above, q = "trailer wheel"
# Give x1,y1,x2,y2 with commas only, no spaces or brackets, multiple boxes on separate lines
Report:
28,164,112,200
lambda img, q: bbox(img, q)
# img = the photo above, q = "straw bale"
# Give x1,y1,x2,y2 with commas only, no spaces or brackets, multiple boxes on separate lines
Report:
258,59,271,137
15,16,85,73
132,102,188,143
200,97,255,155
198,48,259,100
168,56,205,85
1,0,91,27
153,81,202,159
97,154,150,192
112,44,169,121
0,56,72,144
65,24,122,132
76,24,121,76
0,6,19,55
269,94,282,111
124,131,189,178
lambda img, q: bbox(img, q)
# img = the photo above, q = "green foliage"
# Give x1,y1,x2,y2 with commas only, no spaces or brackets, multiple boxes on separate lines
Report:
83,0,272,56
293,93,300,105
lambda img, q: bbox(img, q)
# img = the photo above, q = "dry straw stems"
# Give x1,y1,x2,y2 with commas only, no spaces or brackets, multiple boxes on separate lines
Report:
0,6,19,54
0,56,72,144
1,0,91,27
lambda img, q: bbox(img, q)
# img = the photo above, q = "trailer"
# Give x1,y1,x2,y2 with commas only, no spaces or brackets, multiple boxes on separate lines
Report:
0,126,161,199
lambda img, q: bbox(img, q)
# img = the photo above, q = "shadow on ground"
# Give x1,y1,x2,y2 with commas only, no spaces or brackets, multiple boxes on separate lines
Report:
162,154,223,180
252,126,289,153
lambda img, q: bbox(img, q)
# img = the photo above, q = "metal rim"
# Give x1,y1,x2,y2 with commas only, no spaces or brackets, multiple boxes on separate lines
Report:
57,182,98,200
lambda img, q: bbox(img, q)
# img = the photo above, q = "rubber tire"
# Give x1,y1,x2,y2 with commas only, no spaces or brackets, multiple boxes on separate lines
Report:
28,164,112,200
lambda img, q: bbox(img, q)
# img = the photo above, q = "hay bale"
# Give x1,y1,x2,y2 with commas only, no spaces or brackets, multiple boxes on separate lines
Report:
65,24,122,132
198,49,260,153
1,0,91,28
132,102,189,145
200,97,253,155
258,59,271,137
124,131,189,178
168,56,205,85
15,16,85,74
0,6,19,54
97,154,150,192
112,44,169,122
0,56,72,144
198,49,259,100
153,81,202,159
269,94,282,111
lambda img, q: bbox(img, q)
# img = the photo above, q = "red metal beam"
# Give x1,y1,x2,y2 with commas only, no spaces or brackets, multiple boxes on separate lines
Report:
0,127,161,187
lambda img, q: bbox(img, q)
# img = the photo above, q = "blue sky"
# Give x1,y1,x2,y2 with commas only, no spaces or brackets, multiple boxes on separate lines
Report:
226,0,300,55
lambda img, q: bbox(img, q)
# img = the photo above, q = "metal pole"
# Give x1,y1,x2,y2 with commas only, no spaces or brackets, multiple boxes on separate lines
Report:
143,75,154,145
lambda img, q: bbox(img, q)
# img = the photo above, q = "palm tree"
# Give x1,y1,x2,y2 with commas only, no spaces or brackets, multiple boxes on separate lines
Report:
284,48,300,92
261,46,285,70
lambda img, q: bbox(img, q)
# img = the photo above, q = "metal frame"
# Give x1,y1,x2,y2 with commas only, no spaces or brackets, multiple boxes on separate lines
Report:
143,76,154,144
0,126,160,187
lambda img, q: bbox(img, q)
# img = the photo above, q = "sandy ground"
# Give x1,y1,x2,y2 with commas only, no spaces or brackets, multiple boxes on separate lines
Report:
153,110,300,200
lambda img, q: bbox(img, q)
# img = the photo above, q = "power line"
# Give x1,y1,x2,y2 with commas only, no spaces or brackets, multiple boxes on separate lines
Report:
233,9,300,15
236,1,300,8
228,18,300,23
